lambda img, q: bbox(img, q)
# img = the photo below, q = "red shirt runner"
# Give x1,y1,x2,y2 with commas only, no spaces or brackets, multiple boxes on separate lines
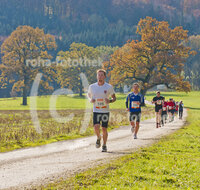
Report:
168,101,175,110
162,101,168,111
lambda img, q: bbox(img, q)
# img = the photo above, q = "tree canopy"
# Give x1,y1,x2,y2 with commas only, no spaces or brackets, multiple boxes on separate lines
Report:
0,25,57,105
104,17,195,95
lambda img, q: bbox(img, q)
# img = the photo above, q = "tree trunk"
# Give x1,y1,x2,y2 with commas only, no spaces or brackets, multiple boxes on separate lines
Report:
79,86,83,97
22,86,27,105
79,76,84,97
22,76,28,105
119,85,123,93
140,88,148,107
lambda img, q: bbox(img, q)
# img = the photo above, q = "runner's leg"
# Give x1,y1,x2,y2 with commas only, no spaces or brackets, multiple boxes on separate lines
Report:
156,112,159,128
135,121,140,135
165,113,167,123
101,113,109,150
158,109,162,127
161,112,164,126
169,111,172,122
130,121,135,133
130,113,136,133
180,110,183,119
102,127,108,146
94,124,101,139
134,113,141,136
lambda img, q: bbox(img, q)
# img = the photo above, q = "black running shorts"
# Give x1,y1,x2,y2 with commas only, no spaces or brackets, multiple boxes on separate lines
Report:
162,111,167,115
129,112,141,122
155,105,162,112
93,112,110,128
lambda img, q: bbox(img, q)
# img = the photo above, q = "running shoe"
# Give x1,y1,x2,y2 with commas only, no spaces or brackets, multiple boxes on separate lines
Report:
156,123,159,128
96,138,101,148
134,134,137,139
102,145,107,152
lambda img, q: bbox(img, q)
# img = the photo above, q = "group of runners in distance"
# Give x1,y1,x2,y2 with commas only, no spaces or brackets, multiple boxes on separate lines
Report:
152,91,184,128
88,69,184,152
152,91,183,128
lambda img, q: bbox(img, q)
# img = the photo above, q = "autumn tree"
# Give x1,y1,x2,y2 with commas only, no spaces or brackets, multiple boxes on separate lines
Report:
57,43,101,96
184,35,200,89
105,17,194,96
0,25,57,105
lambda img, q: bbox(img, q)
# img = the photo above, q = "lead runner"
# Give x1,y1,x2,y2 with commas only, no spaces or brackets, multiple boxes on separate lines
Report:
88,69,116,152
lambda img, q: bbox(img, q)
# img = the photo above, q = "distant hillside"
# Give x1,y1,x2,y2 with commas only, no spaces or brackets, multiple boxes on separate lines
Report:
0,0,200,49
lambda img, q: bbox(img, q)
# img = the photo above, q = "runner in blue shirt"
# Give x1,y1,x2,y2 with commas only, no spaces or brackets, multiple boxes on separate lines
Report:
126,83,144,139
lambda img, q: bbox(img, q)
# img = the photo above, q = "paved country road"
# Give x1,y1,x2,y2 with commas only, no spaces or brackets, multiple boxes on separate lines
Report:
0,110,187,190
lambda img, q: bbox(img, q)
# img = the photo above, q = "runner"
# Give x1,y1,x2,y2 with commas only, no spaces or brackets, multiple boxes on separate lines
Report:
173,100,176,116
175,101,179,115
179,100,184,119
88,69,116,152
152,91,164,128
168,98,175,122
126,83,144,139
161,97,168,126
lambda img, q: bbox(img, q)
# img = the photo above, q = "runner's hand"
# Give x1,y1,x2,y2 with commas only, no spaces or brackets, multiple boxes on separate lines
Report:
105,98,110,104
90,99,95,103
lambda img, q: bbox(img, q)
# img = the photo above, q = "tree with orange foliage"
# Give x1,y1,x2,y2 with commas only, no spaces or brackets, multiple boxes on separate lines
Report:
0,26,57,105
104,17,195,96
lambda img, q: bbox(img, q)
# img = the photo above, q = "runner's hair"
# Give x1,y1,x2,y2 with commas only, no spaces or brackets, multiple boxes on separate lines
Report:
133,82,140,87
97,69,106,77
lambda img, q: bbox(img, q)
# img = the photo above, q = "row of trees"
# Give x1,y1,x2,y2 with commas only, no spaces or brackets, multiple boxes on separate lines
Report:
0,17,197,105
0,25,118,104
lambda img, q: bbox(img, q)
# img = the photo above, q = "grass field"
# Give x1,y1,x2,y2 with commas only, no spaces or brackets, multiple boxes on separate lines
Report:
41,91,200,190
0,94,130,110
0,93,154,152
0,91,199,110
145,91,200,109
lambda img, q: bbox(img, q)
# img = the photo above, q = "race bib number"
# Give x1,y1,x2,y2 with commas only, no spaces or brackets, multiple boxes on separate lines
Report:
169,106,172,110
157,100,162,105
95,99,107,109
163,107,167,111
131,101,139,109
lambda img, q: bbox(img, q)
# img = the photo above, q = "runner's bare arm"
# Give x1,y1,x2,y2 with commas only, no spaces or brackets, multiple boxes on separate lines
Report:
87,92,95,103
125,94,129,111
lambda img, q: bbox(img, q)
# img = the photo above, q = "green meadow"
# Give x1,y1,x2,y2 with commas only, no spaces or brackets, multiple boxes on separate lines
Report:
0,94,130,110
41,91,200,190
145,91,200,110
1,91,199,110
0,93,153,152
